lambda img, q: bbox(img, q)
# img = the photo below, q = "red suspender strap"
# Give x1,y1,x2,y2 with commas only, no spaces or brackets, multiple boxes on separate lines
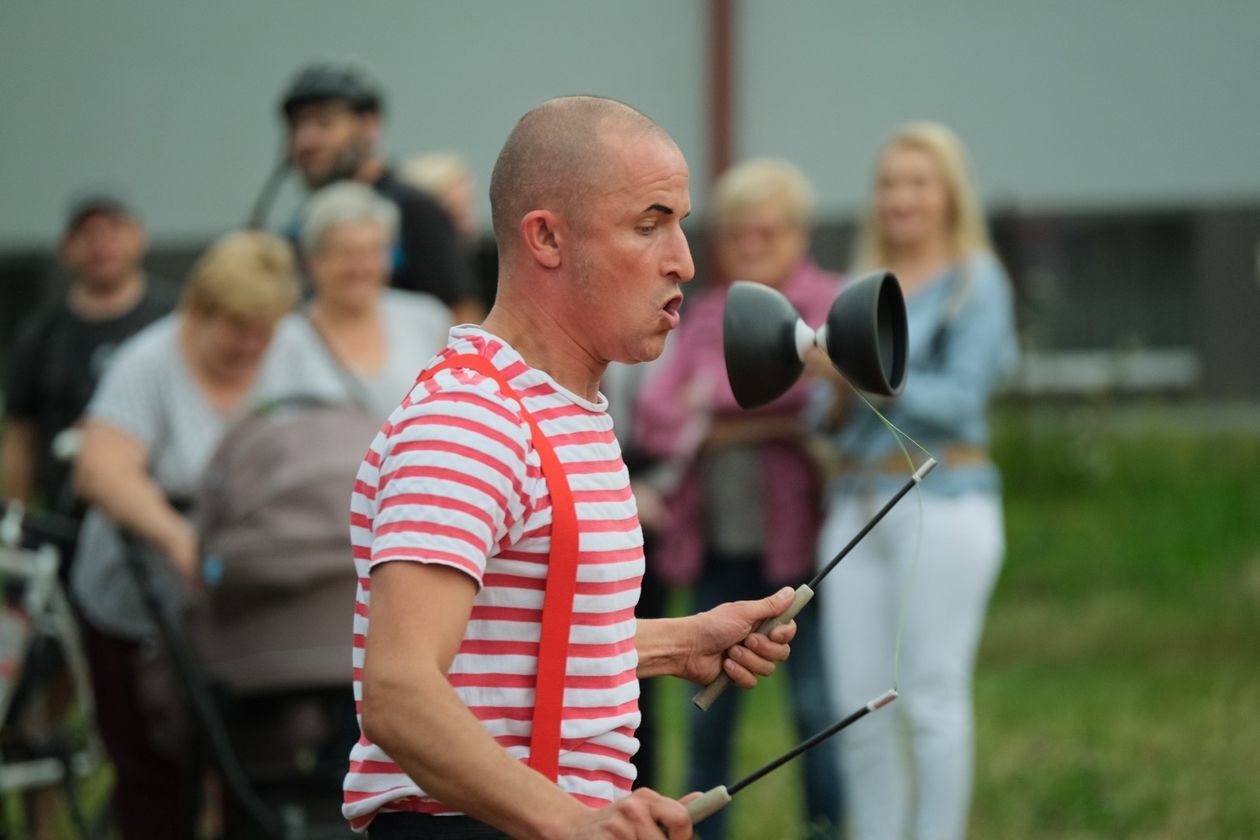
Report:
419,353,579,783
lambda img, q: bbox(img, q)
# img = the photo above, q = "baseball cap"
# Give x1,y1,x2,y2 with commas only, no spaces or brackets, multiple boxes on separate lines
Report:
63,190,137,234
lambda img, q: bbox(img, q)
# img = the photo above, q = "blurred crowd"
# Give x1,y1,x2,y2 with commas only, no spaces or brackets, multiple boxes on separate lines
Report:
1,60,1017,840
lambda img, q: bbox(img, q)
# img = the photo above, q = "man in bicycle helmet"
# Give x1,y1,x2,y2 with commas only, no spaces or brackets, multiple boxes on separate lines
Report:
277,59,481,322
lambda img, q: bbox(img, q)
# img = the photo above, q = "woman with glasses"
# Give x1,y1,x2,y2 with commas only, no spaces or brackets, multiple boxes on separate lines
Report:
635,159,843,840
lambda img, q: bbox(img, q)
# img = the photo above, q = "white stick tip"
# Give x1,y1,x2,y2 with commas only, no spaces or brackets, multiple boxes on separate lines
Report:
868,688,898,711
912,458,938,483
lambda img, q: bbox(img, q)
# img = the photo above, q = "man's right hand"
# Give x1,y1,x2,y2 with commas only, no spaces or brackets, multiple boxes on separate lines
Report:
566,789,692,839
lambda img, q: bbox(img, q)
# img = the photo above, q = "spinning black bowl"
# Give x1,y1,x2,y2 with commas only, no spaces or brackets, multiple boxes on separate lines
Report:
723,271,907,409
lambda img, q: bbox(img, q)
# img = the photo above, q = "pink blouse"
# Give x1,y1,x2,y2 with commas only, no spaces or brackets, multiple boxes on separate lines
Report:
633,261,842,586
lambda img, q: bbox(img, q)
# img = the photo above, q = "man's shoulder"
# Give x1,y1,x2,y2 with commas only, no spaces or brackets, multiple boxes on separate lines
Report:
378,360,536,482
135,281,179,319
22,281,174,339
10,300,68,353
85,281,177,340
411,356,524,414
392,342,533,428
5,303,69,400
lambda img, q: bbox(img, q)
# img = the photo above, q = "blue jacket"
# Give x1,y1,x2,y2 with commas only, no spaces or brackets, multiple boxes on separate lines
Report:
821,251,1019,498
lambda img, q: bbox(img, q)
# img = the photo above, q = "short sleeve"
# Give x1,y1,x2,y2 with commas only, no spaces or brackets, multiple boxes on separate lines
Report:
85,324,169,449
369,373,535,586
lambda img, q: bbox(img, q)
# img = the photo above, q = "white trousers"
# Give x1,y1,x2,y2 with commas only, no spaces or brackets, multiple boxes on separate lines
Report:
818,491,1004,840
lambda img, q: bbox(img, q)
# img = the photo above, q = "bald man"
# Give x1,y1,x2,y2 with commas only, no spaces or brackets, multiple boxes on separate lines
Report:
344,97,799,840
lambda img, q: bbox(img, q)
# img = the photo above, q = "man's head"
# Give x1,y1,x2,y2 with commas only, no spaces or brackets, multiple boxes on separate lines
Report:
280,61,385,189
489,96,695,365
59,193,148,291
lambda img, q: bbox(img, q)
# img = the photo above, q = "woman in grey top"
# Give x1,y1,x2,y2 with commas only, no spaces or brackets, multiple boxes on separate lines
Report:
293,181,453,419
70,230,326,839
816,123,1019,840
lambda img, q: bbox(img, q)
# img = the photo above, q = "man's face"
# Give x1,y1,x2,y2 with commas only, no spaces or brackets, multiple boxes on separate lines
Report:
60,212,147,290
287,101,376,188
568,133,695,365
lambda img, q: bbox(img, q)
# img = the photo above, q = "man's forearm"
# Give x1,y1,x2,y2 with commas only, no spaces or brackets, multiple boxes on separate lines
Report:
362,665,587,840
635,587,798,689
635,616,697,679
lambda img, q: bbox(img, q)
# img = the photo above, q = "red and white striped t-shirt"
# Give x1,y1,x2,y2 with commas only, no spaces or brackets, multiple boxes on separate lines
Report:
343,327,644,831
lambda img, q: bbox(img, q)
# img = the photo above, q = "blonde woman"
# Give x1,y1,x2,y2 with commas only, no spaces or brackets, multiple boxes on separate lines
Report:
71,231,330,839
816,123,1019,840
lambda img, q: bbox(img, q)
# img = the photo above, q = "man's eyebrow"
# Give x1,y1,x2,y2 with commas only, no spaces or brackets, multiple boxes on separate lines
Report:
644,203,691,221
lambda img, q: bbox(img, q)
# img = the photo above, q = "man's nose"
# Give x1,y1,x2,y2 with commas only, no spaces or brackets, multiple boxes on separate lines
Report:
668,228,696,283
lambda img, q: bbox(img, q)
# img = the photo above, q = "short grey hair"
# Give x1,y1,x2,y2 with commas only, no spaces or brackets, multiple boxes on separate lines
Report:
300,181,399,257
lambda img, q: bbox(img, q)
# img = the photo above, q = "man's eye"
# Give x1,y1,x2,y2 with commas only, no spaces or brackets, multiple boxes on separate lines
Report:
637,224,656,235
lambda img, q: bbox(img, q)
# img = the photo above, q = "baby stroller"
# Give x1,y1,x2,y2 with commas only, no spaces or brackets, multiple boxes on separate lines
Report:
190,397,380,838
0,502,105,839
120,398,380,839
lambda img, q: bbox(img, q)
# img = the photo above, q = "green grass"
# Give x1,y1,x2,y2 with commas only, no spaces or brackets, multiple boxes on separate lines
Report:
14,406,1260,838
971,410,1260,839
651,406,1260,839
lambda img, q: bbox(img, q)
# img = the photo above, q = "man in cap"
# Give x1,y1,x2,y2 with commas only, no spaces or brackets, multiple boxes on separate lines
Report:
346,95,799,839
2,192,171,838
279,60,482,323
3,193,171,524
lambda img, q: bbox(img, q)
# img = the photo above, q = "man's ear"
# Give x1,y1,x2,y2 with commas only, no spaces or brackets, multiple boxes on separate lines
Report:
519,210,563,269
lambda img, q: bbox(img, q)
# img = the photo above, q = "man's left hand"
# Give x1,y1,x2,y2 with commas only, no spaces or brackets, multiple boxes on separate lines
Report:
680,587,797,687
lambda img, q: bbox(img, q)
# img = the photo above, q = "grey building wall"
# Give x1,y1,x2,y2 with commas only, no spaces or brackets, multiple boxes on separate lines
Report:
2,2,1257,397
3,2,1258,248
0,1,707,248
737,0,1260,214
